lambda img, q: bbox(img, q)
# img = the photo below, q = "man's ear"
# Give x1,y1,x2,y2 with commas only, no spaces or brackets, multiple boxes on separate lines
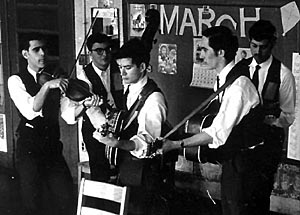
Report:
218,49,225,57
22,50,28,59
139,62,146,72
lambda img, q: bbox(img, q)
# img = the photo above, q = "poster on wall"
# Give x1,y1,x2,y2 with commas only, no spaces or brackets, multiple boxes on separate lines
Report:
92,8,119,37
288,52,300,161
158,43,177,75
190,38,216,88
130,4,146,37
235,48,252,63
0,114,7,152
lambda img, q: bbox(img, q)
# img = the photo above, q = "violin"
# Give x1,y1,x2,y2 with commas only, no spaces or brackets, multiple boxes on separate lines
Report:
37,11,101,102
37,65,92,102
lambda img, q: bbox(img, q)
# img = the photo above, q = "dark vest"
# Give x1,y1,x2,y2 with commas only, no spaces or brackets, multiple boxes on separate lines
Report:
120,78,161,140
16,69,61,141
117,78,162,186
81,63,123,137
261,57,281,117
201,62,265,163
237,57,281,117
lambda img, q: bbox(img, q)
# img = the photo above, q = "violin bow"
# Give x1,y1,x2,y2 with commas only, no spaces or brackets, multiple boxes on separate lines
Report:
69,10,100,78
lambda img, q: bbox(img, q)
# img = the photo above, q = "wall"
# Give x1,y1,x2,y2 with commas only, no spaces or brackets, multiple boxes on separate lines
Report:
122,0,300,214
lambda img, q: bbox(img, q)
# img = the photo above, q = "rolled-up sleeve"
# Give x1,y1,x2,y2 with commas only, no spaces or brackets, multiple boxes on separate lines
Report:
8,75,42,120
203,77,260,148
60,96,79,124
276,64,296,128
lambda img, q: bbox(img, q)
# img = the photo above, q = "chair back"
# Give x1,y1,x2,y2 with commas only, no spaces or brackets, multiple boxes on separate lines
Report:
77,178,129,215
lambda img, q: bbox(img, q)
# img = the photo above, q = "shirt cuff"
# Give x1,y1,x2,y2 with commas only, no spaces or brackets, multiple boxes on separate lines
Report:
202,127,222,149
130,134,149,159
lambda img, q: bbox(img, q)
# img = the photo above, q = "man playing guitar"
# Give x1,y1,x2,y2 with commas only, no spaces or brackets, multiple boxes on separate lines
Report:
162,26,265,215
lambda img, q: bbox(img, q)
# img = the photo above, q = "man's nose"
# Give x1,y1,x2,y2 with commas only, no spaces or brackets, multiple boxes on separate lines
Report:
40,48,45,56
119,67,126,76
199,52,205,60
254,46,263,55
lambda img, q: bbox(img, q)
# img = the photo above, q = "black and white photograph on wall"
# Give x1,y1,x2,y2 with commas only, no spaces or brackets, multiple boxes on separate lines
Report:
235,48,251,63
130,4,146,37
190,37,216,88
158,43,177,75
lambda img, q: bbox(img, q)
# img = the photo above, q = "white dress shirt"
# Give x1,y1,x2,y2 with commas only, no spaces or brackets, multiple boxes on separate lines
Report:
125,75,167,158
8,66,43,120
61,62,115,125
202,61,261,149
249,55,296,128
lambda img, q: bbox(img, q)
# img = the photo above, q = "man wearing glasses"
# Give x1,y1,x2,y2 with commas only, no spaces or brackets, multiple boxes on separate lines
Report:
62,33,123,183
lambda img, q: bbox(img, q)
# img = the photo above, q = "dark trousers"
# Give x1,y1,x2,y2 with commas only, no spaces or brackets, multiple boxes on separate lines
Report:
16,145,73,215
221,143,282,215
83,135,111,182
118,157,169,215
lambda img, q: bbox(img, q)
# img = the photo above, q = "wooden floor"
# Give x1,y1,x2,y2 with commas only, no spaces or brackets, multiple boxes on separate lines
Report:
0,165,287,215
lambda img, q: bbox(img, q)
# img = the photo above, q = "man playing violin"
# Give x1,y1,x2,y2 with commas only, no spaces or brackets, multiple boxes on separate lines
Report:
162,26,268,215
61,32,123,182
8,32,73,215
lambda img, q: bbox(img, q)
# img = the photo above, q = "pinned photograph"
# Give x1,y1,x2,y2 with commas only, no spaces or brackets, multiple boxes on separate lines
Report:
190,38,216,88
130,4,146,37
235,48,252,63
158,43,177,75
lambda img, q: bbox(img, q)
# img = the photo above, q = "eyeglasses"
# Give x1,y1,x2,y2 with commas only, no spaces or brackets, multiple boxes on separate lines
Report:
91,47,112,55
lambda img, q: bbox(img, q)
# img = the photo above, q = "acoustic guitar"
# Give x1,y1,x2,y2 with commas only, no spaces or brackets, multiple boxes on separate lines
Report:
183,99,219,163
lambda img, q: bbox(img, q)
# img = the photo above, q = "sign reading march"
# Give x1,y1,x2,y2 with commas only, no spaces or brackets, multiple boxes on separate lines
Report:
158,3,299,39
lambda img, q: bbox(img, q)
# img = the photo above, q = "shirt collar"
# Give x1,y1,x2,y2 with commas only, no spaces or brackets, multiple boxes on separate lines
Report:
27,66,39,82
249,55,273,69
125,74,148,95
218,61,235,86
92,62,110,76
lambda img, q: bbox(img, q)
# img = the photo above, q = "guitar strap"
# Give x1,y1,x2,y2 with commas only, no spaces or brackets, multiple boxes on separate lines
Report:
177,71,248,163
164,73,243,140
106,78,160,166
122,78,160,130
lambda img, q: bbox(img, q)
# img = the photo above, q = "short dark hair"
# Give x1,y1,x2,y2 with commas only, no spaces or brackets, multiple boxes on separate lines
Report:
19,32,46,52
86,32,111,51
248,20,277,42
115,38,150,67
202,26,238,63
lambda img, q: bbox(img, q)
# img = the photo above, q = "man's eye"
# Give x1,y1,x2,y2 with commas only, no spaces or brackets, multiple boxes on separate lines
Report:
260,45,268,49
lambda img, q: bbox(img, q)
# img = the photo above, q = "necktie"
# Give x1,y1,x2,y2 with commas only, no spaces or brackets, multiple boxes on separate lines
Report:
123,86,130,110
216,76,221,102
252,65,261,89
36,72,41,83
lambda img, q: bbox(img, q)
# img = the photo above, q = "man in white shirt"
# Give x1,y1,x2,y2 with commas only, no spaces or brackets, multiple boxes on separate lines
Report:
94,38,168,215
162,26,266,215
61,33,123,182
8,32,73,215
244,19,296,214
